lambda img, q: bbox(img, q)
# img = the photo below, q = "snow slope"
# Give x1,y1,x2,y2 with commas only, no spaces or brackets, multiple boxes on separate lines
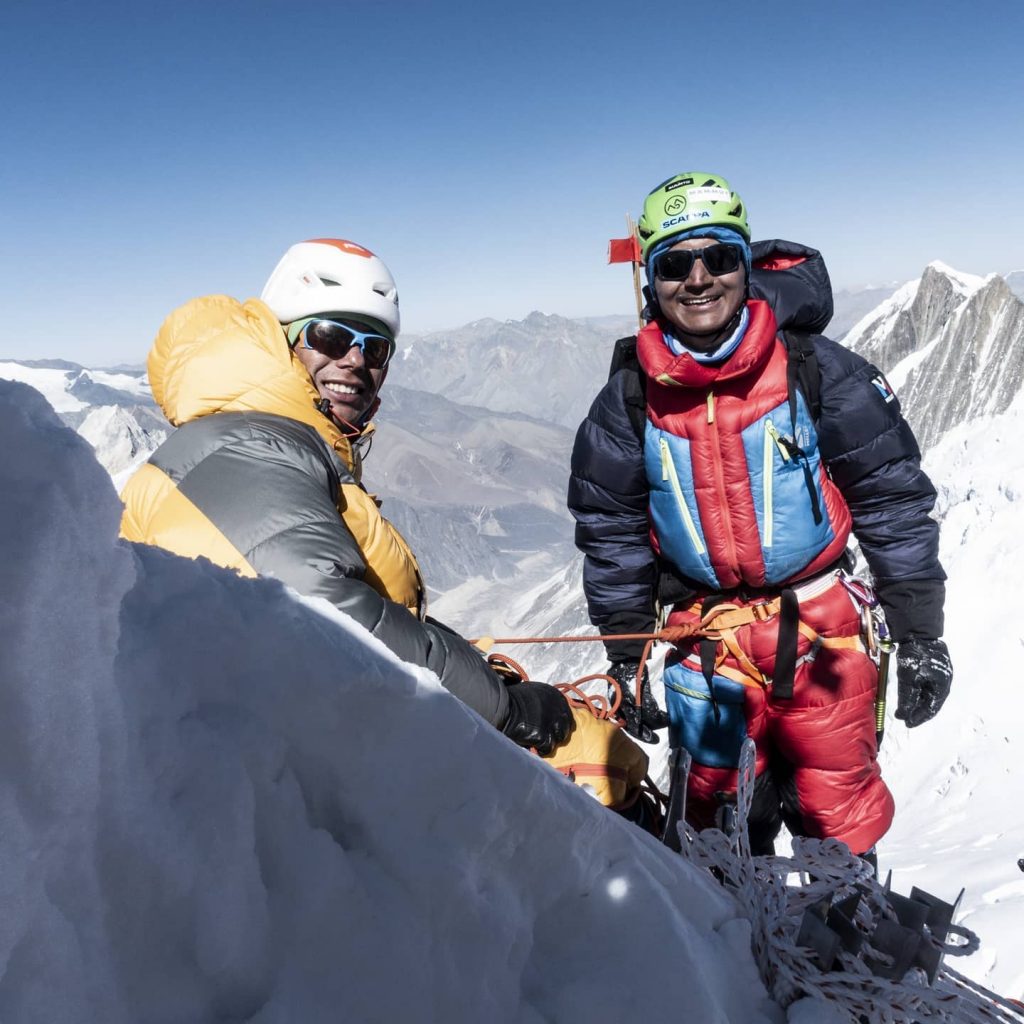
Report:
0,359,167,484
881,392,1024,997
0,378,789,1023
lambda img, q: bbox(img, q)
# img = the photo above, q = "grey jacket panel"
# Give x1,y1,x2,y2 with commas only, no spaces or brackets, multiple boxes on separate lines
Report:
154,411,509,726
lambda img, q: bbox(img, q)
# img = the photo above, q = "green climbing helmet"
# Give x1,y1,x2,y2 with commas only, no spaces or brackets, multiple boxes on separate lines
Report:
636,172,750,261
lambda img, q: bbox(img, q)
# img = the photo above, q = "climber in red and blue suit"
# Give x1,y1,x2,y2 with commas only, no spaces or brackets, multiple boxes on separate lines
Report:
568,173,953,857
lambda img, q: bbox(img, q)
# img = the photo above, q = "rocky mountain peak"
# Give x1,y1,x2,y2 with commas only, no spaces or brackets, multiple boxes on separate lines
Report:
845,262,986,370
887,272,1023,451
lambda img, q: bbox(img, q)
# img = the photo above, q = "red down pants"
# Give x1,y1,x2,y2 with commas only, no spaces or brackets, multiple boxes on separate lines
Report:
661,573,894,855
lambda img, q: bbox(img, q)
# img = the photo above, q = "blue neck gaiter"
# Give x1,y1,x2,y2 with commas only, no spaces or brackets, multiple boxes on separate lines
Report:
662,305,750,364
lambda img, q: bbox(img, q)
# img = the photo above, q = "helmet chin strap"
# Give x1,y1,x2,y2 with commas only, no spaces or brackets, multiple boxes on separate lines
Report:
315,385,383,439
315,398,364,439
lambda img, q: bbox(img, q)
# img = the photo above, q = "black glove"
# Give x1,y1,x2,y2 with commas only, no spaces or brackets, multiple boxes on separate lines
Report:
895,638,953,728
607,660,669,744
501,682,575,756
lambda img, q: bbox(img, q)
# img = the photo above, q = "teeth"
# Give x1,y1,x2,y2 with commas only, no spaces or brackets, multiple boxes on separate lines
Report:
325,382,359,395
682,297,717,306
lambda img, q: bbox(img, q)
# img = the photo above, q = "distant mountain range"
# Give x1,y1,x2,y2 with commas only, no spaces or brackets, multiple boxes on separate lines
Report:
369,384,576,593
1003,270,1024,301
829,285,902,338
390,311,637,430
386,283,941,430
3,262,1021,602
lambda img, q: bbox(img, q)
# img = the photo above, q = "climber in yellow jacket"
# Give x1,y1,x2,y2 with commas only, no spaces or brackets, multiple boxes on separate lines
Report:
120,238,573,754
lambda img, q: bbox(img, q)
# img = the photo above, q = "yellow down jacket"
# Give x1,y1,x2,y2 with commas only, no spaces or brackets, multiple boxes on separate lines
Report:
119,295,509,727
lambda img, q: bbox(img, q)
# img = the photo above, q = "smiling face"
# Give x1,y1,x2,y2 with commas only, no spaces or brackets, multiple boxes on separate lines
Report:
292,317,388,429
652,237,747,352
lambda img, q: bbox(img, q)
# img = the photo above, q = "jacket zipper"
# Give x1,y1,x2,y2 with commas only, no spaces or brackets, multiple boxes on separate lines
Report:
762,420,790,549
705,391,739,571
659,436,706,555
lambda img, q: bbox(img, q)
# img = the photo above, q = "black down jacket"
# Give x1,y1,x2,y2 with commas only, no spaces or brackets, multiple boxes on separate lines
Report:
568,240,946,662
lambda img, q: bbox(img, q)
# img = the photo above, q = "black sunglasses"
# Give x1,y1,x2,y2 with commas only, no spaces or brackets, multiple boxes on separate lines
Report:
654,243,743,281
301,319,395,370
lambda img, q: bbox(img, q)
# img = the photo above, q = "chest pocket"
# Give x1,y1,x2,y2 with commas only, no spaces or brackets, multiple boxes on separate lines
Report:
741,399,834,584
644,423,720,590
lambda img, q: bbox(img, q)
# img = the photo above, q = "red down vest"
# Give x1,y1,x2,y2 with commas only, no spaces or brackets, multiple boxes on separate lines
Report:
636,300,852,592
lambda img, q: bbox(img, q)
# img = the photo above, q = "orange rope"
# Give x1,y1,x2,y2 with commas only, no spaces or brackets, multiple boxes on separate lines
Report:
480,625,710,716
486,639,683,835
470,627,702,645
477,612,821,837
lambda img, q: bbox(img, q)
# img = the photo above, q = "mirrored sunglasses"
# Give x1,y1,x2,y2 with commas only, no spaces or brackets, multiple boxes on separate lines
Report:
300,319,395,370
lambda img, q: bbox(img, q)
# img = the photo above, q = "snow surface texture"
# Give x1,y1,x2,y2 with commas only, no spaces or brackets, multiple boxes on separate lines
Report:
0,360,166,487
0,378,786,1023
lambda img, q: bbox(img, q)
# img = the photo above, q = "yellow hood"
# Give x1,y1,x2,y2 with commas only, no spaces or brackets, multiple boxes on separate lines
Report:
148,294,355,470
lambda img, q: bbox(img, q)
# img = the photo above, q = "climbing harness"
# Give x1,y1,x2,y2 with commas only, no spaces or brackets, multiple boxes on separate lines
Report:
476,568,873,734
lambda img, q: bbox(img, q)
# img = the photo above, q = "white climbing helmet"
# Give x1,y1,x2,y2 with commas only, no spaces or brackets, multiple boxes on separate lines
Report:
260,238,401,337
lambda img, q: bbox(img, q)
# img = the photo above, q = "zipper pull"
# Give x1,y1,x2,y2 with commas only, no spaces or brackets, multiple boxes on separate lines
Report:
766,420,791,462
660,437,670,481
706,391,715,424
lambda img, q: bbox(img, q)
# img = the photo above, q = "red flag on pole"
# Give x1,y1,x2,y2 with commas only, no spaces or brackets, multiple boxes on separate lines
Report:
607,236,641,264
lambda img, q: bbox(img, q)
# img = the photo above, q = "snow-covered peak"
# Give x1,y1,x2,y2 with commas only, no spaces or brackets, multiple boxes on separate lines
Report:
843,262,993,356
76,404,163,485
0,359,154,413
891,270,1024,450
0,360,89,412
923,259,987,295
842,276,922,350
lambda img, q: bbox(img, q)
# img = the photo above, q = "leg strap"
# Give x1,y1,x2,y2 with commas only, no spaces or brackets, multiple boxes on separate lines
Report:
773,588,800,700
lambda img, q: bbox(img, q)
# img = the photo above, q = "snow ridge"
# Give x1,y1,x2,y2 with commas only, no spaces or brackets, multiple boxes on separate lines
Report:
0,379,782,1024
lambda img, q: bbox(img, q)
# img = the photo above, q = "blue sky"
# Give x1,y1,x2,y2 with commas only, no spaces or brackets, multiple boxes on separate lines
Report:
2,0,1023,364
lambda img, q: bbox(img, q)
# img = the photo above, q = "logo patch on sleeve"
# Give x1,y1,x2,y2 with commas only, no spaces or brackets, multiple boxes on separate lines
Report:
871,374,896,403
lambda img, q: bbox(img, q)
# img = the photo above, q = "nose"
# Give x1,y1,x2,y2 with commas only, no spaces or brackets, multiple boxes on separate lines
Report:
336,342,366,368
685,255,713,288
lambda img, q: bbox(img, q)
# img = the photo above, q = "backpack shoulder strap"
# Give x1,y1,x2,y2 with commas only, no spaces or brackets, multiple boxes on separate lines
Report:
780,331,824,525
607,335,647,442
608,335,640,380
781,330,822,427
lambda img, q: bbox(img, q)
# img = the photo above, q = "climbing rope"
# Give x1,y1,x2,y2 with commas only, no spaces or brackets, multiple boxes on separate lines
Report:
485,650,669,826
475,624,708,721
675,739,1024,1023
483,629,1022,1018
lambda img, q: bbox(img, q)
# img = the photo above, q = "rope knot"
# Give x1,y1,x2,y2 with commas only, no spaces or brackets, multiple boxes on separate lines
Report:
658,623,705,645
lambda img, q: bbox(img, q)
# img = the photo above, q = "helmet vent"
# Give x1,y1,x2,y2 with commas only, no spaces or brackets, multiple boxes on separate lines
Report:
318,276,341,286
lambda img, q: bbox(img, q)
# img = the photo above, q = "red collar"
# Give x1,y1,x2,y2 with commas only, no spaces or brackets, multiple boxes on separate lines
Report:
636,300,779,388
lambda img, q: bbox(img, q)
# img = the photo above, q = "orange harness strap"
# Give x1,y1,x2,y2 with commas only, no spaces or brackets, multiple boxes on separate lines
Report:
674,601,865,694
